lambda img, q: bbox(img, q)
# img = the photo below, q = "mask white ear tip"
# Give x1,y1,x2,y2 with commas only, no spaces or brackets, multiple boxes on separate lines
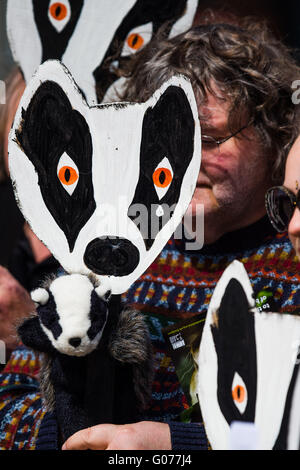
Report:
95,279,112,300
31,288,49,305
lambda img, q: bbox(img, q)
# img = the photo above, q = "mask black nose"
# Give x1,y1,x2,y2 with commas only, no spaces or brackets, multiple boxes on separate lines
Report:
84,237,140,276
69,337,82,348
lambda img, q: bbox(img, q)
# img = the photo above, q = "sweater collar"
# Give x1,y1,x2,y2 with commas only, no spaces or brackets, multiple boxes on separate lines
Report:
174,215,278,256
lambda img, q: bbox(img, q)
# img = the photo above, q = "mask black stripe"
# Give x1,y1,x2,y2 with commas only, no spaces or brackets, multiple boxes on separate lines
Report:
211,278,257,424
273,362,300,449
15,80,95,252
128,85,194,250
38,291,62,340
32,0,84,62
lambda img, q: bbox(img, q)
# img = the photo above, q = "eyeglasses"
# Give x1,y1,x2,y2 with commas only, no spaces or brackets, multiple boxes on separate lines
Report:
265,186,300,232
201,124,249,149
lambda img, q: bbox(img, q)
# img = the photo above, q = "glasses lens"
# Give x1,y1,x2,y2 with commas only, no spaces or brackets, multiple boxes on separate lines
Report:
265,187,295,232
201,134,217,142
201,136,219,152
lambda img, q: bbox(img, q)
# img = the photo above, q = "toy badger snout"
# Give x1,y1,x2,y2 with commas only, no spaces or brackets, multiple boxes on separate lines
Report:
28,274,110,357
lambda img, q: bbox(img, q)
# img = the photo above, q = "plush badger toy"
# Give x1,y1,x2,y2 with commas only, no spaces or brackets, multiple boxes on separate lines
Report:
8,61,201,442
18,274,153,441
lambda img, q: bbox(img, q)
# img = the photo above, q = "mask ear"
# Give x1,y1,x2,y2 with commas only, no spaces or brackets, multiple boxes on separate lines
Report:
168,0,198,38
197,260,257,450
15,70,87,175
145,74,199,132
145,77,196,163
12,59,90,179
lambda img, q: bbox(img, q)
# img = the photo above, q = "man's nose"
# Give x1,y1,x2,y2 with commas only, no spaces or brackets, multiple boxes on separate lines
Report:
288,207,300,238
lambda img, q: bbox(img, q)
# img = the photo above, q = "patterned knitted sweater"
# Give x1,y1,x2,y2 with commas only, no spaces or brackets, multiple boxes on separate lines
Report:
1,216,300,450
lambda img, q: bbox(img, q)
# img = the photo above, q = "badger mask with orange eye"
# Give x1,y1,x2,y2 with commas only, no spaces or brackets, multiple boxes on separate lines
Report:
7,0,198,104
26,274,110,357
9,61,201,295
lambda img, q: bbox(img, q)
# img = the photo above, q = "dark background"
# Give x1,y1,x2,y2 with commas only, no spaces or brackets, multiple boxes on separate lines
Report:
0,0,23,268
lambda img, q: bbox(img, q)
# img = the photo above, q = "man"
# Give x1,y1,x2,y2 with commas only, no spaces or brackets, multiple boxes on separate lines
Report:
1,20,300,450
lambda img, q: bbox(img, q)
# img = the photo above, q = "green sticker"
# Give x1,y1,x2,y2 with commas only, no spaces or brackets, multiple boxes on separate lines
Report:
255,290,273,307
255,289,276,312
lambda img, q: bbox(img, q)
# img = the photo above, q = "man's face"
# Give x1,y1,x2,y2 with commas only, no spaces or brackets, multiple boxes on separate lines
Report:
187,91,272,244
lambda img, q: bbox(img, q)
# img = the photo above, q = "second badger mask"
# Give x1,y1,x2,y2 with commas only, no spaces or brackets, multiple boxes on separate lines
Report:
9,60,202,297
7,0,198,104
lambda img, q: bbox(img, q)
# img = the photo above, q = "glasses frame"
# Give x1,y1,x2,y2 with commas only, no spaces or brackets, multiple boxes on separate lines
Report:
265,185,300,233
201,124,249,147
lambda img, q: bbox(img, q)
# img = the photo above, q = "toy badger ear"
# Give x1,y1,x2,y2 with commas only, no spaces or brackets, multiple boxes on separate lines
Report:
31,288,49,305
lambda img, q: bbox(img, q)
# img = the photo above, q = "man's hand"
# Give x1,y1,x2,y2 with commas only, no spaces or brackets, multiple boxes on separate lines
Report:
62,421,171,450
0,266,35,351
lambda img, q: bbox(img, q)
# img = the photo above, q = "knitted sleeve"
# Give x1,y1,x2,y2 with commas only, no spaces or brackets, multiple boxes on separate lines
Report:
0,345,50,450
168,421,209,450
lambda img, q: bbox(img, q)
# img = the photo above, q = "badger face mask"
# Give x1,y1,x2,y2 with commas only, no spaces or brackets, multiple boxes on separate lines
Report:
9,60,201,295
7,0,198,104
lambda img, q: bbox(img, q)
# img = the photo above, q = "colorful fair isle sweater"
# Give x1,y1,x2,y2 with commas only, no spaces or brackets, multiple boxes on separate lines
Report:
1,216,300,450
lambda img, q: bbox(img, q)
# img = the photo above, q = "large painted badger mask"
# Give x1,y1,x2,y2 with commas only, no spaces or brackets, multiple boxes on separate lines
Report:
9,60,201,296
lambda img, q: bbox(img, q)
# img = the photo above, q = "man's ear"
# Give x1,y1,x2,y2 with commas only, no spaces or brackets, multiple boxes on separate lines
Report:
18,316,55,354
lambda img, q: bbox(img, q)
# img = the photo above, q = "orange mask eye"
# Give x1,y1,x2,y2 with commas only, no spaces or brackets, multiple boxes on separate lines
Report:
152,168,173,188
232,385,246,403
49,2,68,21
58,166,78,186
127,33,144,50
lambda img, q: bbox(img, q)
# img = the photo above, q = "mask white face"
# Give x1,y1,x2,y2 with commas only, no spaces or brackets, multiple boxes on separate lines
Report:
9,60,201,295
7,0,198,105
